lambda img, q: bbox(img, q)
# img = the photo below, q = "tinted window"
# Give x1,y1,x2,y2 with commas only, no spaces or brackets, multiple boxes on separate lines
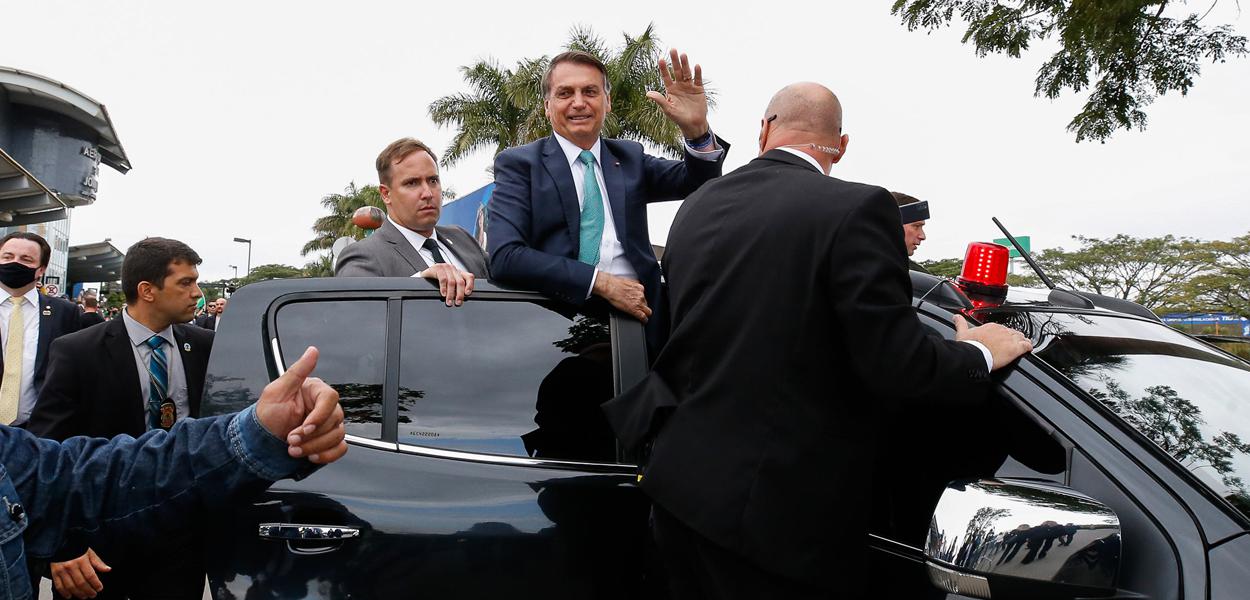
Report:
398,300,615,462
987,310,1250,519
277,300,387,440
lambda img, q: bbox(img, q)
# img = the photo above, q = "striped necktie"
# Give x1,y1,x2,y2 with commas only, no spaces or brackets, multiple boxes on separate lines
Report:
577,150,604,266
0,296,25,425
145,335,175,431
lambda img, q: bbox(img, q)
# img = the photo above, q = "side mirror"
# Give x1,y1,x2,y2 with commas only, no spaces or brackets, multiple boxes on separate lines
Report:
926,479,1121,599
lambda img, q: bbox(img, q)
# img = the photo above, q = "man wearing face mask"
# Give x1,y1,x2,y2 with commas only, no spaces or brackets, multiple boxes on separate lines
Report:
0,232,80,427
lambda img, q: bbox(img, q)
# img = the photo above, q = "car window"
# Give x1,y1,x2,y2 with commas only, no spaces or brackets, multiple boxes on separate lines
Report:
987,310,1250,519
398,300,616,462
276,300,387,440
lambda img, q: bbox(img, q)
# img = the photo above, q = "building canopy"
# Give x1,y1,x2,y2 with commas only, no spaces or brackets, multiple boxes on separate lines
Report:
67,240,125,287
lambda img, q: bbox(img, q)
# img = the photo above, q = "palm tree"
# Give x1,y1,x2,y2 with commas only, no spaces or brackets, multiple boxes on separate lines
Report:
300,182,385,257
429,23,711,167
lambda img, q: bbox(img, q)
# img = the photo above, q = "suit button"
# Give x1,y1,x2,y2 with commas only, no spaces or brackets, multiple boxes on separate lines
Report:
9,502,24,521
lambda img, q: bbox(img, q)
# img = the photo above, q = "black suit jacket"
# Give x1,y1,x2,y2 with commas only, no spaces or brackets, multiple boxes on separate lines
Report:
195,313,218,330
0,293,81,404
610,150,990,589
27,318,214,440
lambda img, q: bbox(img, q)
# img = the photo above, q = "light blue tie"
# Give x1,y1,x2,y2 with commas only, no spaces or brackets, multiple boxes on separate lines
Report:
146,335,171,431
577,150,604,266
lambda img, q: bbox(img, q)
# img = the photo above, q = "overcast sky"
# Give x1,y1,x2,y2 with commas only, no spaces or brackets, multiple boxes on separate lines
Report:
3,1,1247,281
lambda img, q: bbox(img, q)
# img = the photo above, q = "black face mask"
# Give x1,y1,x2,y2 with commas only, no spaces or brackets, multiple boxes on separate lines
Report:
0,262,38,289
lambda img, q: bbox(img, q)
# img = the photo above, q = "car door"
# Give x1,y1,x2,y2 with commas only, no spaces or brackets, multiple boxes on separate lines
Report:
203,289,658,600
866,309,1199,600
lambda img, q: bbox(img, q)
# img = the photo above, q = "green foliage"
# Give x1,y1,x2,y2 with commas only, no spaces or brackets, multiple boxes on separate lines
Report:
429,23,713,166
302,253,334,278
237,264,303,287
891,1,1247,141
920,257,964,277
301,182,385,257
1180,232,1250,318
1032,234,1216,310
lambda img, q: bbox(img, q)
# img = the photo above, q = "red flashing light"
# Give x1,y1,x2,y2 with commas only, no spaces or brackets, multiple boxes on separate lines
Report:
955,242,1010,308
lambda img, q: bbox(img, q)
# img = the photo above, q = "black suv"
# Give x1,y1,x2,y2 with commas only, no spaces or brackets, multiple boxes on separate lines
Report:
201,274,1250,600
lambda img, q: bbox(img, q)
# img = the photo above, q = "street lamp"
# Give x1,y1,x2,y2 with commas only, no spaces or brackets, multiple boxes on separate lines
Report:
233,237,252,277
228,264,238,279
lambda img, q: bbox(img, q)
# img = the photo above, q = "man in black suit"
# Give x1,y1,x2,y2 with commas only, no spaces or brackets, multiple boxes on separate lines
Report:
612,83,1033,598
29,237,215,600
0,232,80,428
488,49,727,347
195,297,226,331
78,295,106,328
336,137,489,307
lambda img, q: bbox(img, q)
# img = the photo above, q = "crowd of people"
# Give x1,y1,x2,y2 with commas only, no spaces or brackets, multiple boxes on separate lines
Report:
0,46,1034,600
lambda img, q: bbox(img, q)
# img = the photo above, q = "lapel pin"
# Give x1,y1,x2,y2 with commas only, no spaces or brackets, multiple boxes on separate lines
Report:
41,309,51,316
183,342,191,352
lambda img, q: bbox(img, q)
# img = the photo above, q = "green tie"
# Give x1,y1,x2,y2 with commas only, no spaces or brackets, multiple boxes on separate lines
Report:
577,150,604,266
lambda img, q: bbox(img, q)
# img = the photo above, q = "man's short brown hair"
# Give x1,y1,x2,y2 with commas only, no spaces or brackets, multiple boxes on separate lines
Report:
891,191,921,207
542,51,611,98
376,138,438,186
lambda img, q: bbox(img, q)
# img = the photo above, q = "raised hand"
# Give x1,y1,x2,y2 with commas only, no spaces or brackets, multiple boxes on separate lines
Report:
645,48,711,141
255,346,348,464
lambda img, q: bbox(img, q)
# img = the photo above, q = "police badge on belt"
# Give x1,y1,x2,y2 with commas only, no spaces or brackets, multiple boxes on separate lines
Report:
160,400,177,430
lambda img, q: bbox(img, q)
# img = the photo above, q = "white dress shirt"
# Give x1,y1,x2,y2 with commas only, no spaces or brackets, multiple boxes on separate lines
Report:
552,132,724,298
774,147,995,371
387,216,470,275
0,287,41,425
122,309,190,429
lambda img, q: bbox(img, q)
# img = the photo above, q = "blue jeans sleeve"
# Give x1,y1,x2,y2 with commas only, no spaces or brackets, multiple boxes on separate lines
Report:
2,406,309,559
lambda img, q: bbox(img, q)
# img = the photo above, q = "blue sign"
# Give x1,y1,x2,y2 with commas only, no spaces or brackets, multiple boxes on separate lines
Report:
440,183,493,247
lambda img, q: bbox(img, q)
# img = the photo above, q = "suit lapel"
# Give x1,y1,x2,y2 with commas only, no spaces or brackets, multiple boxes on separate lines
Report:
35,294,53,377
379,219,430,274
435,227,482,276
600,142,628,249
541,136,582,249
173,325,205,417
103,319,145,431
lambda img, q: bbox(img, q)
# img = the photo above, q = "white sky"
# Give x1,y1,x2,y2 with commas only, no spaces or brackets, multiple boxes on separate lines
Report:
3,1,1247,281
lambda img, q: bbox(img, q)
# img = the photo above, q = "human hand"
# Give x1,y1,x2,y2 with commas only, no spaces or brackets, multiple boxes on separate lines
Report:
417,263,474,306
954,315,1034,371
256,347,348,464
593,272,651,323
51,549,110,599
645,48,710,141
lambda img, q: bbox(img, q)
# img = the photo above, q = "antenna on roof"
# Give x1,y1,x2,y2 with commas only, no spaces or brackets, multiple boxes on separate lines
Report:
992,217,1055,290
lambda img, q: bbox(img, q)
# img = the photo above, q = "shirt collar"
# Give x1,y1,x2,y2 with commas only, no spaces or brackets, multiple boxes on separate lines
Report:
387,215,437,251
553,133,601,169
122,308,176,348
776,147,826,174
2,287,39,306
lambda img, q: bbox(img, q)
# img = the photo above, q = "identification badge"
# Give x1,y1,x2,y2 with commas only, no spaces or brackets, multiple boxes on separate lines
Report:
159,401,177,430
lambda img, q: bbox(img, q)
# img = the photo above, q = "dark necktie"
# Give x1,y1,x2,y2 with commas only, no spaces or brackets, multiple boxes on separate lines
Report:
422,238,447,265
146,335,176,431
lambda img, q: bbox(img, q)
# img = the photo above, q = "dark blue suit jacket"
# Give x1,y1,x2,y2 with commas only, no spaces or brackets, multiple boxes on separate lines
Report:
488,135,728,315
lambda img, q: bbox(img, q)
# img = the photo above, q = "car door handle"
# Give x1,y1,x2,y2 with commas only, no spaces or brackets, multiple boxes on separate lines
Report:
258,523,361,540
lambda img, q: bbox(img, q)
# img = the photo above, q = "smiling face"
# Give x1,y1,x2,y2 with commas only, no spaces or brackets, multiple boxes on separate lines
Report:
381,149,442,236
544,61,611,150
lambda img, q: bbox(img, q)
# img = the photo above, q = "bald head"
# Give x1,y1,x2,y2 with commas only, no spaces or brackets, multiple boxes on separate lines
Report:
764,83,842,137
758,82,850,172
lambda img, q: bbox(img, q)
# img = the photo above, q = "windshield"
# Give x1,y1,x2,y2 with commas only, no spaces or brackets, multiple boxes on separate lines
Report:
985,310,1250,521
